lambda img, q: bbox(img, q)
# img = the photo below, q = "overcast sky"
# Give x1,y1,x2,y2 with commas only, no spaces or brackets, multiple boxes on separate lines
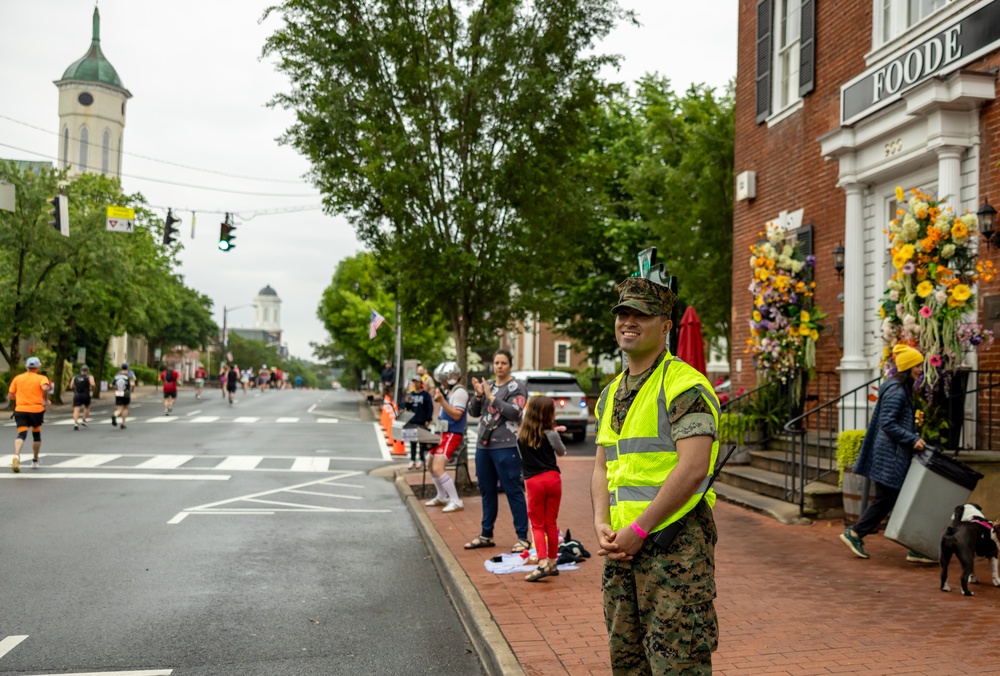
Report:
0,1,737,360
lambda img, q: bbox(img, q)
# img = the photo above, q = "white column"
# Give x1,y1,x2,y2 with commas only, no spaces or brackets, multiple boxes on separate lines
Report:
936,146,963,206
839,183,869,396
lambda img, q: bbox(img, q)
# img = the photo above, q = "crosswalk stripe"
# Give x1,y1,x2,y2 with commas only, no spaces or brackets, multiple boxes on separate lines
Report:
276,417,299,423
291,457,330,472
52,419,78,426
189,416,220,423
144,416,177,423
51,454,121,468
135,455,194,469
317,418,339,423
233,417,259,423
215,456,264,470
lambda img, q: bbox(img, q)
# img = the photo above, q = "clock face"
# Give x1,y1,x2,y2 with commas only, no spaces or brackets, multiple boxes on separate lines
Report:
78,92,94,106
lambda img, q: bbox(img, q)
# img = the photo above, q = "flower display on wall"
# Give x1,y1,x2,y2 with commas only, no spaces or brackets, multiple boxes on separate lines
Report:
879,188,995,387
746,225,827,382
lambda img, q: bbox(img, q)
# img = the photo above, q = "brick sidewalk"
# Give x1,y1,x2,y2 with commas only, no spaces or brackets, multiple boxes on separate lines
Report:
405,455,1000,676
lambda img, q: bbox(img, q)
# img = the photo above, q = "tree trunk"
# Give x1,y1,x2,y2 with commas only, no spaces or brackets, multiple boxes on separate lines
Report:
50,330,72,405
94,336,111,400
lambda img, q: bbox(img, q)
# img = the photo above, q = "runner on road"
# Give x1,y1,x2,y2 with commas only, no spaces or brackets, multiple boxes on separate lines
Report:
219,364,229,399
193,363,207,399
227,363,240,405
160,364,180,415
8,356,51,472
71,364,95,430
111,363,136,430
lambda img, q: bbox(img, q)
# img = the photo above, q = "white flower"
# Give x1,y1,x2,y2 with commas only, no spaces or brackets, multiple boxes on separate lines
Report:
889,290,900,301
903,314,916,326
961,213,978,230
941,243,956,259
935,290,947,303
896,303,906,318
915,241,925,253
888,280,903,291
781,245,794,258
936,219,952,236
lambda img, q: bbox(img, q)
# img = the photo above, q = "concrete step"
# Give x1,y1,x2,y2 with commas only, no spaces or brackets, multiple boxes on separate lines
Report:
750,449,839,486
719,464,844,520
713,482,813,525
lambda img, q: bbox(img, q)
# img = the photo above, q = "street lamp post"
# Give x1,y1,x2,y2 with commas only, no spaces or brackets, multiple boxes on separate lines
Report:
222,304,256,349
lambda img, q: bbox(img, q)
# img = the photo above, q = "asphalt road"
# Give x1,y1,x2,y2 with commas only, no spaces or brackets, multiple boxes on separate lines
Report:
0,388,483,675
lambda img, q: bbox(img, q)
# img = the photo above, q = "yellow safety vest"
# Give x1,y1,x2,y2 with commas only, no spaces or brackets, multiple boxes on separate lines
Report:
595,354,721,533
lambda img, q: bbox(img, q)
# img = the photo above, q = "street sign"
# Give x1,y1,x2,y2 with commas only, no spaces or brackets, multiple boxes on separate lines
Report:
76,347,86,364
106,205,136,233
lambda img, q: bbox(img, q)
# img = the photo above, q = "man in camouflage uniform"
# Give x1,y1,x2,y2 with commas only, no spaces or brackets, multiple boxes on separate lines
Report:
591,276,720,675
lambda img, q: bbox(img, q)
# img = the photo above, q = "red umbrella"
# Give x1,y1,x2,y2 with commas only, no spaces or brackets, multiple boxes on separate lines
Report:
676,306,707,377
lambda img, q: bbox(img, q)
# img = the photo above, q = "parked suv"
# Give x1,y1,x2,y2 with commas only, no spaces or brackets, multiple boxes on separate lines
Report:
512,371,588,443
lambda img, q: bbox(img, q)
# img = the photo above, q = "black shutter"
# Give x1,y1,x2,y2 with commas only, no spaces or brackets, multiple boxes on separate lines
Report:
799,0,816,97
791,224,814,258
756,0,773,123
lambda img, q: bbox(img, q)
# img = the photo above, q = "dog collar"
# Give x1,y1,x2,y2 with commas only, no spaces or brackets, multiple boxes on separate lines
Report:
970,518,994,530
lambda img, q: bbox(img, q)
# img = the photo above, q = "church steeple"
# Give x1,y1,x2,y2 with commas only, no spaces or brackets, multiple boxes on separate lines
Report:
56,5,129,93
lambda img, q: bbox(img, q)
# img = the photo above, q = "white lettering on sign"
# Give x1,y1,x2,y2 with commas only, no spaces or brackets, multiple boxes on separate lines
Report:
872,25,963,103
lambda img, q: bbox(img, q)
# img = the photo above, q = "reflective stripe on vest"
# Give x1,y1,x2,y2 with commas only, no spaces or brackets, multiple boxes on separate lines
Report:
595,355,720,533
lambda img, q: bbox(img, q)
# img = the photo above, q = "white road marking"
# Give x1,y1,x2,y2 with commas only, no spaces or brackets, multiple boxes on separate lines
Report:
144,416,176,424
188,416,220,423
276,417,299,423
135,455,194,470
25,671,172,675
0,634,28,658
374,422,392,461
52,419,79,426
186,410,202,417
0,473,229,481
215,456,264,471
51,454,122,468
170,472,388,523
233,416,259,423
316,418,339,423
307,404,318,413
287,488,362,500
291,457,330,472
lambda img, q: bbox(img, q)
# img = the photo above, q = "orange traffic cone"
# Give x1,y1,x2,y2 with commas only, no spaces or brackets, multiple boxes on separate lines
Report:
392,439,406,455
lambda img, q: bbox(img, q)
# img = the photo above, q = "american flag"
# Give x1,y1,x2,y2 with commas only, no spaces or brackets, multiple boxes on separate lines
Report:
369,309,386,339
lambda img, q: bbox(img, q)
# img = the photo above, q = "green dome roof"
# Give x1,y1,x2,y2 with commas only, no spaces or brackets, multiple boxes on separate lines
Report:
59,8,126,91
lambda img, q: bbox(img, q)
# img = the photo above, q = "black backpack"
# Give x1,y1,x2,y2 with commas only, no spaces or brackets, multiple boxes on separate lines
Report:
165,370,174,383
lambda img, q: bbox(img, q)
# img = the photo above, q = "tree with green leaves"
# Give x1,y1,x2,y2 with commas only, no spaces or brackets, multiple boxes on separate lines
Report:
315,251,446,387
263,0,631,377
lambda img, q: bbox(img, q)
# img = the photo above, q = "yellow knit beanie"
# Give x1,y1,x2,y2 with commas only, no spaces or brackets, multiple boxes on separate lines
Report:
892,343,924,372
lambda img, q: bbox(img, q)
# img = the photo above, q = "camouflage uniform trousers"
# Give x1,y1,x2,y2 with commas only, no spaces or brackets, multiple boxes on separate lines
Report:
602,501,719,675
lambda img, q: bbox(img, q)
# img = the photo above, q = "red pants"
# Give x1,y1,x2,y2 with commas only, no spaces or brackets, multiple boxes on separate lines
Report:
525,470,562,560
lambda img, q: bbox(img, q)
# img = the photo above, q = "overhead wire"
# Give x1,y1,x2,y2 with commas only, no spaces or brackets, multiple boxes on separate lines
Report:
0,141,319,197
0,112,307,184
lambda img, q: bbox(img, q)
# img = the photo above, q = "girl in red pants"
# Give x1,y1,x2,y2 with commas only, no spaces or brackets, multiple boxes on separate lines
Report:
516,395,567,582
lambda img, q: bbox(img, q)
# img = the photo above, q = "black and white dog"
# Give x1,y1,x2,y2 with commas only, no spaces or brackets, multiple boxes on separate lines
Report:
940,503,1000,596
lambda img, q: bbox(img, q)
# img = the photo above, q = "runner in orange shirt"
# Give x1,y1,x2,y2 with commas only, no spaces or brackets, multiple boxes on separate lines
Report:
8,356,51,472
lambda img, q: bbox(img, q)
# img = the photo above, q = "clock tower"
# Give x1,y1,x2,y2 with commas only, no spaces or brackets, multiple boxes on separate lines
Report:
54,7,131,178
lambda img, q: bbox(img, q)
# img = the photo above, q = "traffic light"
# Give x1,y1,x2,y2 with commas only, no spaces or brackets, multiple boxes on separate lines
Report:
163,209,181,246
48,194,69,237
219,214,236,251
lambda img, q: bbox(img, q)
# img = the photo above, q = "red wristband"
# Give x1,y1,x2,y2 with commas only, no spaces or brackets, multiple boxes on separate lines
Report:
631,522,648,539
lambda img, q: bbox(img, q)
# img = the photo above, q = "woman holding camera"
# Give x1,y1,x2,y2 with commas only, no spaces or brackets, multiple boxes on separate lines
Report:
464,349,530,553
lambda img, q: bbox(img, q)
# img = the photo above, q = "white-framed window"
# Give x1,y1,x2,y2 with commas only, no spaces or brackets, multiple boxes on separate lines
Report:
875,0,949,46
101,129,111,175
554,341,571,368
773,0,802,113
755,0,815,124
78,125,89,173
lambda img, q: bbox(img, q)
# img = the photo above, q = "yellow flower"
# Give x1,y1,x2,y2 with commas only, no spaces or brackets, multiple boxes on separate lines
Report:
879,306,886,319
753,310,762,322
916,281,934,298
952,284,972,302
898,244,915,260
895,186,905,202
952,222,969,240
809,329,819,341
799,325,811,336
800,311,810,323
893,253,908,270
948,295,964,308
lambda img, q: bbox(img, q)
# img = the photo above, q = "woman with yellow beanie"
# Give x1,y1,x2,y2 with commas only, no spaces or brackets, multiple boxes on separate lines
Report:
840,344,930,561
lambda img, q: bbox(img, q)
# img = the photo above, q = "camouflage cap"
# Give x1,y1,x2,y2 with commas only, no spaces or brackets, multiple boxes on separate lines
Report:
612,277,677,316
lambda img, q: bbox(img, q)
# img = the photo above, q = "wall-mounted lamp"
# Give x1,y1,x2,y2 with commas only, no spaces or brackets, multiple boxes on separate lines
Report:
978,198,997,249
832,242,845,280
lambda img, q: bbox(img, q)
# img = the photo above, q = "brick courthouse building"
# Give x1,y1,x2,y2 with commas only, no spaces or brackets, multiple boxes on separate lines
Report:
733,0,1000,440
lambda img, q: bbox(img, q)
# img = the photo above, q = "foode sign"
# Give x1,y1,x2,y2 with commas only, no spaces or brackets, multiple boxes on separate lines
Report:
841,0,1000,125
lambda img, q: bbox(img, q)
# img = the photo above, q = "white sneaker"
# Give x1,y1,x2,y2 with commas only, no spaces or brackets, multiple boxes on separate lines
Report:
406,461,416,470
425,496,449,507
442,501,464,513
414,461,423,470
31,459,39,469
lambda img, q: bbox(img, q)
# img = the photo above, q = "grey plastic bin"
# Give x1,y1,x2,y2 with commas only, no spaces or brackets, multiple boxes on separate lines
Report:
884,449,983,558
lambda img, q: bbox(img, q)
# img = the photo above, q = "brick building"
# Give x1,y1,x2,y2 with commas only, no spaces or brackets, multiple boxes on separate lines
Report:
734,0,1000,431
